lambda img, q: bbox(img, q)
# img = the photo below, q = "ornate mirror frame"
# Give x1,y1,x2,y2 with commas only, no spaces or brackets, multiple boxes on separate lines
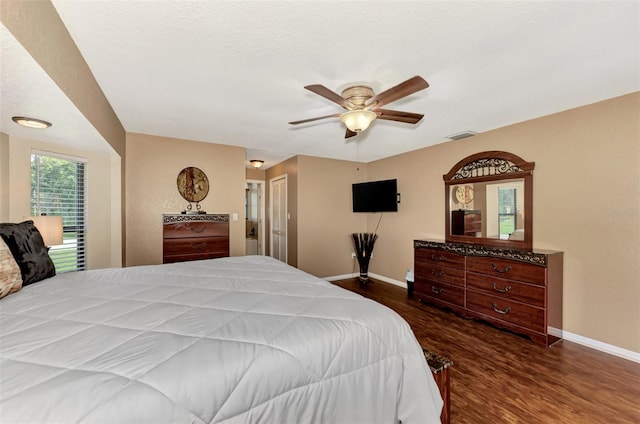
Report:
444,150,535,250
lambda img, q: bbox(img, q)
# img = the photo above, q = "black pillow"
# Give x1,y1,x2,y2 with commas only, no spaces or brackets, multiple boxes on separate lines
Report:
0,221,56,286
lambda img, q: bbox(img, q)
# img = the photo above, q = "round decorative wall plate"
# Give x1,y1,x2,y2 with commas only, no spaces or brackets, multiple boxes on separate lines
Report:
454,184,474,204
177,167,209,203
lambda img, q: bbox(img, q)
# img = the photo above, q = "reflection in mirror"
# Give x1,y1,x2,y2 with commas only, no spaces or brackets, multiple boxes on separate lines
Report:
449,179,525,240
444,151,535,250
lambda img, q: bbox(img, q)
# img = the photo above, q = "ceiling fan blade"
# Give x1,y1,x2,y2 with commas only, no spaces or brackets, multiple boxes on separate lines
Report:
345,128,358,139
289,113,340,125
366,76,429,108
376,109,424,124
304,84,348,108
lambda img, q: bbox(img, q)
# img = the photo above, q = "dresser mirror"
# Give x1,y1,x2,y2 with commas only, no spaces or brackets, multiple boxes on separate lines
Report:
444,151,535,250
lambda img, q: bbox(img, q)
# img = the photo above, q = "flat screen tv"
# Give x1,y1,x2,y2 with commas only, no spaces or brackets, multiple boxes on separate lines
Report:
352,179,398,212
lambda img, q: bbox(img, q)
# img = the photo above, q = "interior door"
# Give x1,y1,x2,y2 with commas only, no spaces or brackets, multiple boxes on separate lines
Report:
270,175,287,263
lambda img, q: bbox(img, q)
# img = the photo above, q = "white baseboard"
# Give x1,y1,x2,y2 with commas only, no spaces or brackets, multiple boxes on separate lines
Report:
559,329,640,363
323,273,358,282
324,274,639,364
323,273,407,289
368,272,407,288
547,326,563,338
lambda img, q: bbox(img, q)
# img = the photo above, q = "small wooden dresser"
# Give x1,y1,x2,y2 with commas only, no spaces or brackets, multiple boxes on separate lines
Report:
414,240,563,347
451,209,482,236
163,214,229,264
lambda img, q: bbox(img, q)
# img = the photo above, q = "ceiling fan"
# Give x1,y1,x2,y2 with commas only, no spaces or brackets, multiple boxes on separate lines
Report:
289,76,429,139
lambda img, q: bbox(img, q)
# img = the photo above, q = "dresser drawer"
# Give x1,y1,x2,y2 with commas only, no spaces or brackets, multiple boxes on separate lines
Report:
163,251,228,264
466,291,545,333
464,213,481,223
163,215,230,264
415,248,465,269
415,261,465,287
415,279,465,308
163,221,228,239
466,221,482,232
466,256,546,286
163,237,229,257
466,273,545,307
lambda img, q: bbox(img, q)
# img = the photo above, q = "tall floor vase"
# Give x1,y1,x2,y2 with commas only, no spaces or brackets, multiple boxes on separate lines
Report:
352,232,377,284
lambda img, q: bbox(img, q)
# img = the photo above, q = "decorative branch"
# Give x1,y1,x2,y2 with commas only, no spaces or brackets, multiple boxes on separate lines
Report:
352,232,378,283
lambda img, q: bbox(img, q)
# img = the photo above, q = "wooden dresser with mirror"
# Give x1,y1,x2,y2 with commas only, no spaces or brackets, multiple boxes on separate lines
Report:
414,151,563,347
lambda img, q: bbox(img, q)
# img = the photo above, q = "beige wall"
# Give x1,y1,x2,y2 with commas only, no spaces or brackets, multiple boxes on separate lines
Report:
246,168,265,181
365,92,639,353
0,134,121,269
125,133,246,266
265,156,298,267
296,155,368,277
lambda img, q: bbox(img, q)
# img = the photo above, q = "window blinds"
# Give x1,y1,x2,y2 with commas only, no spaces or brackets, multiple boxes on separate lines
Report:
31,153,86,272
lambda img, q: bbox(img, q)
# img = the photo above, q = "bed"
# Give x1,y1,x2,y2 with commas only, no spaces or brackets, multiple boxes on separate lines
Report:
0,252,443,423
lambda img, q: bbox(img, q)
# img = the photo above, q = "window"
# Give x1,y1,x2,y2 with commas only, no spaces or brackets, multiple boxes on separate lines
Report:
498,187,517,239
31,152,86,272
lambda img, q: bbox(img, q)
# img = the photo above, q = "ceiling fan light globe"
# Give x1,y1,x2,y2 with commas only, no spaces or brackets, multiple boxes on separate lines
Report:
340,110,377,133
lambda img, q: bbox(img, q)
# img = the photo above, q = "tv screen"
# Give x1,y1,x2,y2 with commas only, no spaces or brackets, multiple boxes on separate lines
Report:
352,179,398,212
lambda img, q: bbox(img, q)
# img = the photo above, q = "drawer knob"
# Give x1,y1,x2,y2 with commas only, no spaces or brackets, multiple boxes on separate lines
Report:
187,224,206,234
491,263,512,273
492,282,512,293
431,286,445,294
492,303,512,314
431,269,444,277
431,254,444,261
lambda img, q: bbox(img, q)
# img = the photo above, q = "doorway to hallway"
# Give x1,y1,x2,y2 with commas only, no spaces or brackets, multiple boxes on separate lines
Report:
245,180,264,255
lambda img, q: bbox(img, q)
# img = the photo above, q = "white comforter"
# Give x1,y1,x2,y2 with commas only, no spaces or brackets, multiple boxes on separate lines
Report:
0,256,442,423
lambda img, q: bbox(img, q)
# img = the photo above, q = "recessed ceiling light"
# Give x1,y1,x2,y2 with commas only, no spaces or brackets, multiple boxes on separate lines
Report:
12,116,52,129
446,130,477,140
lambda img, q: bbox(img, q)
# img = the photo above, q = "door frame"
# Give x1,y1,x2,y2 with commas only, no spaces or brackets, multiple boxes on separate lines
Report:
245,179,265,255
269,174,288,263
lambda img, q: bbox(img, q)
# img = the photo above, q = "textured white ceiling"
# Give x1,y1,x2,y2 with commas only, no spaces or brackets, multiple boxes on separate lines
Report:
0,25,114,155
2,1,639,168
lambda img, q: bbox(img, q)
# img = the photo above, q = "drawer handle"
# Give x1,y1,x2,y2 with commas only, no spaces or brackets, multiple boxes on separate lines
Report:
491,263,512,273
431,286,445,294
492,303,512,314
187,224,206,234
431,254,444,261
190,242,207,251
492,282,512,293
431,269,444,277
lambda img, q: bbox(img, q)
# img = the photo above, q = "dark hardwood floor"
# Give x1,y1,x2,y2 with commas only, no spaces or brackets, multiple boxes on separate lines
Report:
331,277,640,424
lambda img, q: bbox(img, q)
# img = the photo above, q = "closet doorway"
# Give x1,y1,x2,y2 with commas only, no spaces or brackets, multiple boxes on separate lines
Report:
245,180,265,255
269,175,287,263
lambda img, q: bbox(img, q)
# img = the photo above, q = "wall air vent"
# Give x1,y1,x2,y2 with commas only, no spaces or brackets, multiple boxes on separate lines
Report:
447,130,478,141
